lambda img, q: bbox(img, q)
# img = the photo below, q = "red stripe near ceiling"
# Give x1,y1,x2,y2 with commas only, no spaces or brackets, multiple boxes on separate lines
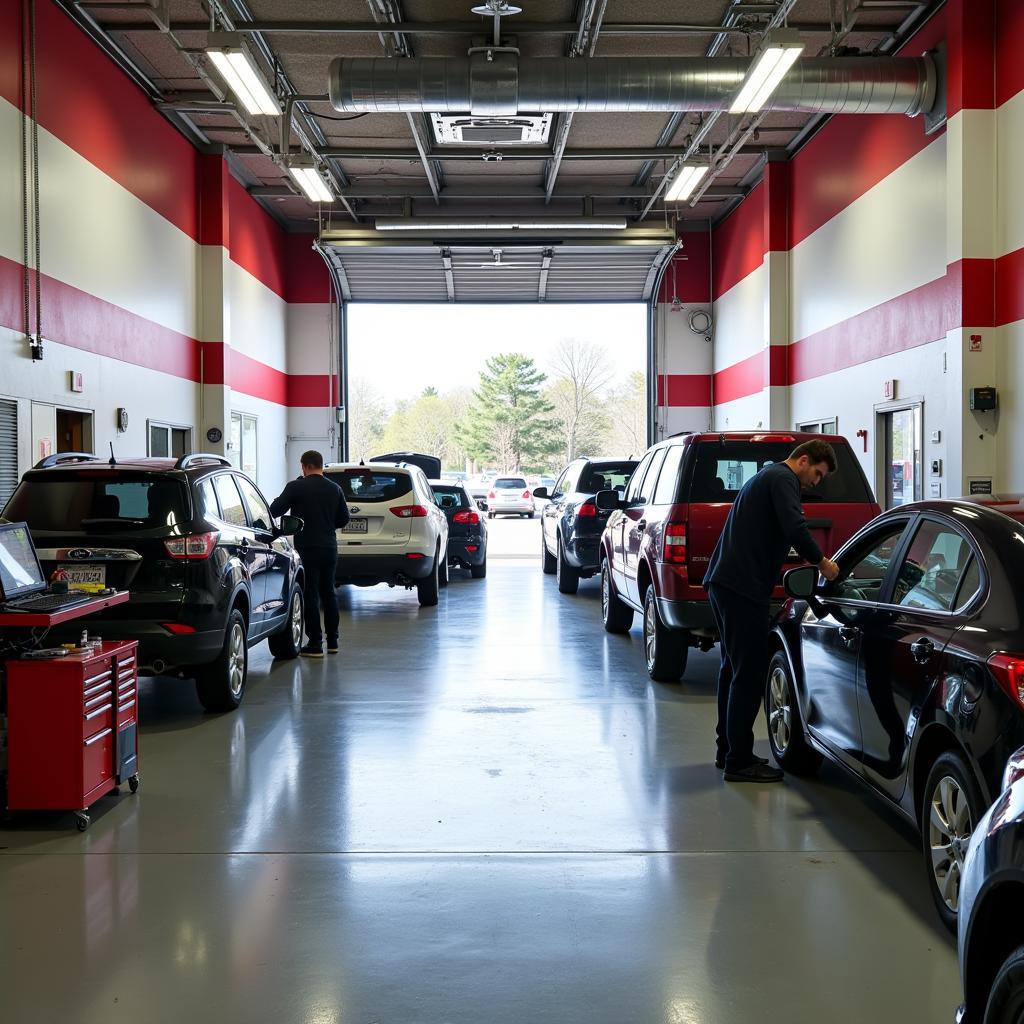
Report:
285,235,336,304
657,232,712,304
763,162,789,254
946,0,995,116
226,174,288,301
712,183,765,300
998,0,1024,106
656,374,712,407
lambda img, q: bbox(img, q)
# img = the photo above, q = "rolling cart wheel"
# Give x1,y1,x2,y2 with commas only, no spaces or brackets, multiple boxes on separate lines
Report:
128,774,140,794
75,812,90,832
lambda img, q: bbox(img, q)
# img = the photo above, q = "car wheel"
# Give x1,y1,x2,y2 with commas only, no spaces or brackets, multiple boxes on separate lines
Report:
196,608,248,711
268,586,303,660
417,547,440,607
556,538,580,595
438,546,449,588
643,586,687,681
471,558,487,579
983,945,1024,1024
764,651,821,775
528,511,535,519
541,530,556,574
922,750,985,933
487,512,495,520
601,560,633,633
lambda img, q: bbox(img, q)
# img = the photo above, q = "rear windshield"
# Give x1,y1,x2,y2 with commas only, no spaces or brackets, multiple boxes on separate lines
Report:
494,477,527,489
687,442,873,503
580,462,638,492
431,485,471,508
4,472,190,531
327,469,413,503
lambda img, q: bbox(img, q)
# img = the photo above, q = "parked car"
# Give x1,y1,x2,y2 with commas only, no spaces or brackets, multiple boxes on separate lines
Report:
487,476,536,519
957,745,1024,1024
771,497,1024,931
1,452,305,711
467,476,490,511
370,451,441,479
597,431,879,681
536,458,638,594
325,461,449,606
430,481,488,579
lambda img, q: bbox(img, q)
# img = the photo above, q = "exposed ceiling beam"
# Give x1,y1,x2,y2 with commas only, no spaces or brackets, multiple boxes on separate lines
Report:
249,183,747,200
227,145,776,162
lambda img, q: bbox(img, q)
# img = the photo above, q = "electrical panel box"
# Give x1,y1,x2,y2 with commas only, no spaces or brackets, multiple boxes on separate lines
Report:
970,386,997,412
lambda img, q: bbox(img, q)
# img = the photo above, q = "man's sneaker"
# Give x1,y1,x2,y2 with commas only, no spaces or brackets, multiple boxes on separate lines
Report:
716,754,769,770
300,643,324,658
723,762,784,783
326,640,339,654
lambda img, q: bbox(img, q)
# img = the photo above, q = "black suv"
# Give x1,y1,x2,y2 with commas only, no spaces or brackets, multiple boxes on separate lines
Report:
1,452,305,711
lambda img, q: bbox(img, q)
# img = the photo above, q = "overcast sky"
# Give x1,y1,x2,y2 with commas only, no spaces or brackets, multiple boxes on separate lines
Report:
348,303,647,399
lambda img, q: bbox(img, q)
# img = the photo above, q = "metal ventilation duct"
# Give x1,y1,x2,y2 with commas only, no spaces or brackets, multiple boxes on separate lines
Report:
330,54,937,117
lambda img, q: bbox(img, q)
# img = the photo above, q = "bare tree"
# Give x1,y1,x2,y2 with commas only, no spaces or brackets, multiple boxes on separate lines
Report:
547,338,614,463
602,370,647,458
347,377,389,460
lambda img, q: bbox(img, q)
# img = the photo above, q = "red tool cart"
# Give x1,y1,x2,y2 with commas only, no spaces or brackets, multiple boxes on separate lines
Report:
1,591,139,831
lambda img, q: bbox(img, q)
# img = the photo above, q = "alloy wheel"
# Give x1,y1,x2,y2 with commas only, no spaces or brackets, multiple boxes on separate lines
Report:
768,665,792,755
289,591,303,649
227,622,246,698
644,597,657,669
601,566,610,621
928,775,973,913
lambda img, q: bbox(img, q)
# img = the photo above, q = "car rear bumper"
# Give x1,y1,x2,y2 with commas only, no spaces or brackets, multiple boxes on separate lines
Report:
335,552,436,584
448,538,486,566
490,501,534,514
564,535,601,573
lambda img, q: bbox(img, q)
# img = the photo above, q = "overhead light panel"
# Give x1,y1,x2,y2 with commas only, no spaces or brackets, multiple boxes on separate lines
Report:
665,164,709,202
206,32,280,116
288,160,334,203
729,29,804,114
374,218,626,231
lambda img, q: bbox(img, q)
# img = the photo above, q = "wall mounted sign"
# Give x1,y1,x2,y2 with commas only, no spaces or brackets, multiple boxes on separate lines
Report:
206,426,223,444
969,334,983,352
968,478,993,495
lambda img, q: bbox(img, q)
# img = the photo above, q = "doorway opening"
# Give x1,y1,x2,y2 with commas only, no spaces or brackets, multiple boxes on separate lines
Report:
55,408,93,454
880,404,923,509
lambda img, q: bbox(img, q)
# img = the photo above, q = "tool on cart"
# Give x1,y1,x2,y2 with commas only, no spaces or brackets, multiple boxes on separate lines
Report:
0,522,92,612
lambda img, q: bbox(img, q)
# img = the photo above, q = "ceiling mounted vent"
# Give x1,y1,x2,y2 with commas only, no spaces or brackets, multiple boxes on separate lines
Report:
430,114,552,146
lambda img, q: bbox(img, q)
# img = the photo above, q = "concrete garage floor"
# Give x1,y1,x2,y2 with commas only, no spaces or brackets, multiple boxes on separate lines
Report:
0,552,959,1023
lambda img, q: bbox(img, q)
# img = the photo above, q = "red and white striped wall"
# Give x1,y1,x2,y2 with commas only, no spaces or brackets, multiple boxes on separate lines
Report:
0,1,338,498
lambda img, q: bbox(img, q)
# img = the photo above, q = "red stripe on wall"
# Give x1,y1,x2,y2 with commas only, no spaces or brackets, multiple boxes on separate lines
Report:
947,0,995,116
996,247,1024,327
712,349,767,405
656,373,712,407
285,235,336,304
998,0,1024,106
656,232,712,304
712,183,765,299
288,375,341,408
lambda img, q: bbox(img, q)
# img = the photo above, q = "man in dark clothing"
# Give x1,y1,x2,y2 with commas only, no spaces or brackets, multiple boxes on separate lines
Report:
704,439,841,783
270,450,349,658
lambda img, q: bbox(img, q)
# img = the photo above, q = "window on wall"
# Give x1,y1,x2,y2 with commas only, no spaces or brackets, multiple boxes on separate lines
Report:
797,419,838,435
148,421,192,459
229,412,258,480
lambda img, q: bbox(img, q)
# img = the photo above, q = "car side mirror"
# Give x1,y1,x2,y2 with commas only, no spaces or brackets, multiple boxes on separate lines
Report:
533,487,549,500
595,488,621,512
277,514,303,536
783,566,819,599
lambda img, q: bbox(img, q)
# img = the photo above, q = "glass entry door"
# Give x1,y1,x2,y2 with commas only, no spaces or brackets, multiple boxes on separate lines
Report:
883,405,922,509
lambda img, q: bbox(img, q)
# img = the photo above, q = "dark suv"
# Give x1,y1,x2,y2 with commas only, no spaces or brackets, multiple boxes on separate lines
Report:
1,452,305,711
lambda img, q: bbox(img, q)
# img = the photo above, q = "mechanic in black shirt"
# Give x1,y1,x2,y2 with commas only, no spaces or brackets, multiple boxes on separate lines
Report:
270,450,349,658
705,439,841,782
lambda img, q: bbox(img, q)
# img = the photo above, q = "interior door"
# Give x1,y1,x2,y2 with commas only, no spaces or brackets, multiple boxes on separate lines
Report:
213,473,266,624
883,404,922,509
624,448,666,605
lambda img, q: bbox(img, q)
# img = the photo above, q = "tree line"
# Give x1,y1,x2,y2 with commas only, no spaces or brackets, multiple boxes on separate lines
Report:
348,339,646,473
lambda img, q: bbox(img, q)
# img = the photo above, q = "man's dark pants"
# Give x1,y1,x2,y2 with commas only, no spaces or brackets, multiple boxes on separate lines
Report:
297,545,340,646
707,583,771,771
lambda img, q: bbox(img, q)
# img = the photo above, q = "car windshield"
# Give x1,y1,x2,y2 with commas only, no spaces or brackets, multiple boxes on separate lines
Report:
327,469,413,503
494,478,527,489
3,472,190,531
580,462,638,492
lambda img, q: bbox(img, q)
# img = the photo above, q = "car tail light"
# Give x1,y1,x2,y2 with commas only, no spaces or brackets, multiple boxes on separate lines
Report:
523,490,531,499
466,545,478,552
577,501,598,518
989,653,1024,712
405,552,424,560
164,532,219,559
1003,745,1024,792
663,522,687,565
453,510,480,524
488,491,496,499
162,622,197,635
390,505,428,518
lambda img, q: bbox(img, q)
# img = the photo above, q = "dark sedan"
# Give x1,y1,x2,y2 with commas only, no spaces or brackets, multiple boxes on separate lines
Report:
769,498,1024,931
957,745,1024,1024
535,457,637,594
430,481,488,579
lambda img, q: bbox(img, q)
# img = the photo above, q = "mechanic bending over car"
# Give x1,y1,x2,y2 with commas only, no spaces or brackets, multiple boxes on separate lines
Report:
270,450,350,658
705,439,842,783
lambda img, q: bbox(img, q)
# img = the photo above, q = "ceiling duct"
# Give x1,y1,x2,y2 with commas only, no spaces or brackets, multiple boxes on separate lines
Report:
431,113,552,146
330,54,937,118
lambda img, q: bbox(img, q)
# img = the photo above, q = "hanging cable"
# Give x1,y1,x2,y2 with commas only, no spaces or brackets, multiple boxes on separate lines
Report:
31,0,41,360
20,0,42,360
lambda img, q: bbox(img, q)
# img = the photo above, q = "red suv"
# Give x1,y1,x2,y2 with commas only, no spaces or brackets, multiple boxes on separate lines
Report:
597,432,880,681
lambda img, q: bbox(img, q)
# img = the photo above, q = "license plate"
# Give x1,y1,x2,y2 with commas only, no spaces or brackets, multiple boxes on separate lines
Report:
59,564,106,591
342,519,367,534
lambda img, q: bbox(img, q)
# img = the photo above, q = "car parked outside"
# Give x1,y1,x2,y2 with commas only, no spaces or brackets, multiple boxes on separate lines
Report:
325,461,449,606
467,475,491,511
430,481,488,578
770,497,1024,932
597,431,879,681
536,457,638,594
2,452,305,711
487,476,535,519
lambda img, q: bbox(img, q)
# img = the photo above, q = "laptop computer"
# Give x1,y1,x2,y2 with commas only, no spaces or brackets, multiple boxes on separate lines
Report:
0,522,91,613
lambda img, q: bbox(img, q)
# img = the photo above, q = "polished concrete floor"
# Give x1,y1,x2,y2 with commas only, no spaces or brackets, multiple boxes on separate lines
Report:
0,554,959,1023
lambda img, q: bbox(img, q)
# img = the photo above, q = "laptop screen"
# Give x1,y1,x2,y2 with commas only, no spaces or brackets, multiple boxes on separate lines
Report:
0,523,46,600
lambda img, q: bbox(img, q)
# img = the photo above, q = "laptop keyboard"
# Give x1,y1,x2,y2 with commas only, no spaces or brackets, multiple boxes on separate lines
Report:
2,592,93,613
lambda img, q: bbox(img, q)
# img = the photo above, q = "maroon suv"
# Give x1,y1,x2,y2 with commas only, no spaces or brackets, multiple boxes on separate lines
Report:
597,432,881,681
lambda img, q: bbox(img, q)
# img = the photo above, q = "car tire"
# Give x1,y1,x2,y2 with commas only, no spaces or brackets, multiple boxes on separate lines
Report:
601,560,633,633
268,586,304,660
764,650,821,776
643,586,687,681
541,531,556,574
922,750,985,933
556,537,580,595
487,512,495,520
528,511,535,519
983,945,1024,1024
417,548,440,607
438,547,449,588
196,608,248,712
471,558,487,579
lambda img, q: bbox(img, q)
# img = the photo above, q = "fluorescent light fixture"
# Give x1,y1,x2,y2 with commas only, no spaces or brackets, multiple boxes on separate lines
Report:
729,28,804,114
374,218,627,231
288,161,334,203
206,33,280,116
665,164,709,202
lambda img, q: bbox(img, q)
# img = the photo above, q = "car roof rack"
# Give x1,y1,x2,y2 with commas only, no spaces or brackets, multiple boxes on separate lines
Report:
174,453,232,470
34,452,99,470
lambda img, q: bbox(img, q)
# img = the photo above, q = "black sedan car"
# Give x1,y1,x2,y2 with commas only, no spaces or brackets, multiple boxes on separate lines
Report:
535,457,637,594
430,481,487,579
769,498,1024,931
957,745,1024,1024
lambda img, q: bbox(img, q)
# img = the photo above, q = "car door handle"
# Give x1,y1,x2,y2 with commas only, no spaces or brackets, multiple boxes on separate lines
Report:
910,637,935,664
838,626,860,648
